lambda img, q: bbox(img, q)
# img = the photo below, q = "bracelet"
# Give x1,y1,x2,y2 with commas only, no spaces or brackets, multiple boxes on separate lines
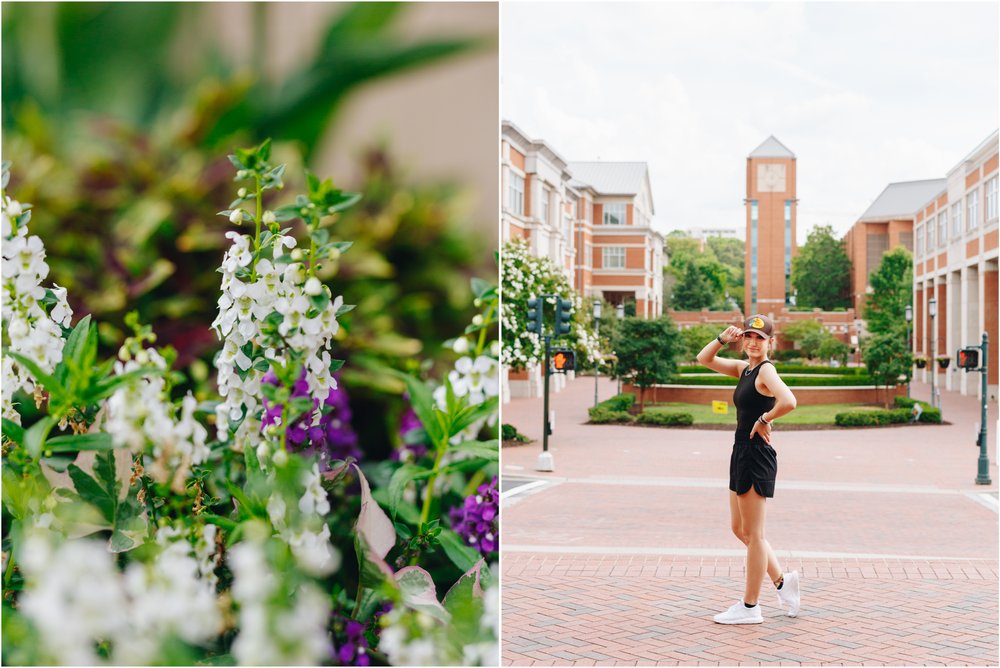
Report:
716,335,725,345
757,414,771,426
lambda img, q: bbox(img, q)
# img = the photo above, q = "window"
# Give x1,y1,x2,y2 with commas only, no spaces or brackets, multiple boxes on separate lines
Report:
987,176,998,222
602,246,625,269
508,173,524,215
916,225,923,256
541,189,550,224
784,200,792,303
951,202,962,237
603,202,626,225
750,201,758,308
938,211,947,245
926,217,935,250
968,190,979,231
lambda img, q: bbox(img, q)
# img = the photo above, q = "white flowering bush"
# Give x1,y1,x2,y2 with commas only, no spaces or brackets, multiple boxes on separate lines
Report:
1,149,497,666
500,240,604,371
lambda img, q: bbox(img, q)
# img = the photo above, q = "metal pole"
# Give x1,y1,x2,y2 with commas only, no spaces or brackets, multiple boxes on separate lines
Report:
593,319,599,408
543,334,551,453
976,331,991,485
906,321,911,399
930,310,936,409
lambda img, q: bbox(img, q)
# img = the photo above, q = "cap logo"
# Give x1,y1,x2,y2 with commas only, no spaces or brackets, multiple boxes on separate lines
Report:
749,317,765,329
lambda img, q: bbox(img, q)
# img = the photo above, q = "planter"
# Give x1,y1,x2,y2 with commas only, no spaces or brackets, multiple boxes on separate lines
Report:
915,358,927,369
937,357,951,370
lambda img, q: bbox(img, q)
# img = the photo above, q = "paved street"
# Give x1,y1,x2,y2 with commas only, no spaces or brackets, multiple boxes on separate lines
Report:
500,375,999,666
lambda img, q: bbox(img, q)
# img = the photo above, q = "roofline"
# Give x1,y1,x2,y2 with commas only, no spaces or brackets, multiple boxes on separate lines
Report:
946,129,999,176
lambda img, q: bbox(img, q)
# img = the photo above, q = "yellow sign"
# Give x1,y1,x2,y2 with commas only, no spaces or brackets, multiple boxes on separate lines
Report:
712,401,729,414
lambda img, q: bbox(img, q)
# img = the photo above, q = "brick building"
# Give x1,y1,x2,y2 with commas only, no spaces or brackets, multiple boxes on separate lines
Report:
843,179,942,313
912,130,998,400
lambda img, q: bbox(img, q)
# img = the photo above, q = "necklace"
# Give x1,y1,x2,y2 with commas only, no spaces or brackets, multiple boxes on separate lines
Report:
744,360,768,376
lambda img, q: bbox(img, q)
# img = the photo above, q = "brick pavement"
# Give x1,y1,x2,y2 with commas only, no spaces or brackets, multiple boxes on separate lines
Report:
500,375,999,666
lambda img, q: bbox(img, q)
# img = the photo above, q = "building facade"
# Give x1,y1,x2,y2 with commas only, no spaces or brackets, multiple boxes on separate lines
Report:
745,136,798,313
843,180,941,313
501,121,664,316
912,130,998,400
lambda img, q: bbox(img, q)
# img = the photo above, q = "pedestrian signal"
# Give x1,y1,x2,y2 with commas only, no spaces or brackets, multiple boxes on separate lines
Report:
555,297,573,336
957,348,980,370
552,349,575,372
526,297,542,335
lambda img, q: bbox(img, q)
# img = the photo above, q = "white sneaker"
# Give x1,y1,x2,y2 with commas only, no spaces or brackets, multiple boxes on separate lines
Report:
713,600,763,624
775,570,801,617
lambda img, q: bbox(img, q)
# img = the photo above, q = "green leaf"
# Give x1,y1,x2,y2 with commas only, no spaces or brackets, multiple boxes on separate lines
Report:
2,418,25,445
61,314,93,369
94,450,118,502
41,454,76,473
470,277,492,299
450,397,499,439
336,303,356,317
68,464,115,523
23,417,55,460
443,558,487,614
45,432,115,453
387,464,432,522
438,529,482,573
447,439,499,462
385,371,445,447
6,353,64,403
394,566,450,623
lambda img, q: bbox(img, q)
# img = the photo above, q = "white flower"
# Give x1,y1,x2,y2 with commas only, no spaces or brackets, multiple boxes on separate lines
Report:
452,337,470,354
230,208,244,224
262,210,276,225
299,463,331,516
304,276,322,296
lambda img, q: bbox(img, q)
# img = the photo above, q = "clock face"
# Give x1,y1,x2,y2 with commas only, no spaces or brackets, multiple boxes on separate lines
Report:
757,163,786,192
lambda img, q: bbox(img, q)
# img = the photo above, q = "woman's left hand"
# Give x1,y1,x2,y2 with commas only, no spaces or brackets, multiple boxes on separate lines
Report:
749,419,771,445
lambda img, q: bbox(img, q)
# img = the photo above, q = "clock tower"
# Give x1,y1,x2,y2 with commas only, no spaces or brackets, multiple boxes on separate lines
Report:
745,136,797,314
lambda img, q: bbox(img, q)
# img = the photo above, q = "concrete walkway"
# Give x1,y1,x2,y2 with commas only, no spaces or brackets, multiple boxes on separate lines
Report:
500,376,999,666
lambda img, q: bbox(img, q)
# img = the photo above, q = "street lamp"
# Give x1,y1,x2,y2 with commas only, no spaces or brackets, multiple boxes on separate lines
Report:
593,299,602,408
854,319,864,367
928,297,937,409
905,304,913,398
616,304,625,395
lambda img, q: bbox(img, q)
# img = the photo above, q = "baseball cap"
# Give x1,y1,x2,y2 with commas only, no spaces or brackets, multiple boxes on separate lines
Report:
743,314,773,337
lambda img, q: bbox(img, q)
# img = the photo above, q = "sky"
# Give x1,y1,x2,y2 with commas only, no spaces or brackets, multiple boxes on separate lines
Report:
501,2,999,243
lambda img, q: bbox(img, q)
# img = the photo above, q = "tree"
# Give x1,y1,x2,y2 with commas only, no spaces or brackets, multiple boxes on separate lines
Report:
679,323,741,362
782,319,824,347
671,262,716,311
616,316,682,409
791,225,851,310
864,247,913,337
664,232,702,274
863,331,913,407
817,335,851,366
707,236,746,312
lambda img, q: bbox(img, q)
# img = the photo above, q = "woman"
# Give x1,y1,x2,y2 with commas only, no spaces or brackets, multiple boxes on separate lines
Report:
696,314,800,624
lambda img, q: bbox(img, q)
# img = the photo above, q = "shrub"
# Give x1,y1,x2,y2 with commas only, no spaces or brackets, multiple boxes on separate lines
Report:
502,423,530,442
894,396,918,408
588,407,635,424
637,411,694,426
835,406,939,426
599,393,636,412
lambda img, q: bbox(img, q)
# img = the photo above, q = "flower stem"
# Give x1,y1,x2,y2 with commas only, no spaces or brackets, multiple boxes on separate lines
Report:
308,214,318,278
412,437,449,565
475,303,496,356
251,175,263,282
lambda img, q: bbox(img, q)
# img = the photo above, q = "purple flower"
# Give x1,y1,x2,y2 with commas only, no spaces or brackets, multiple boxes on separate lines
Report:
262,370,361,470
449,476,498,555
333,618,371,666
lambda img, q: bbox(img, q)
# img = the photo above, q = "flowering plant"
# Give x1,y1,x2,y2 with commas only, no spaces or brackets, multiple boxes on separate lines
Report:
1,148,497,666
500,239,604,371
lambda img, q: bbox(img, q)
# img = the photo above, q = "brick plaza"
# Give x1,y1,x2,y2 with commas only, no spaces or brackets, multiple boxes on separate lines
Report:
500,376,999,666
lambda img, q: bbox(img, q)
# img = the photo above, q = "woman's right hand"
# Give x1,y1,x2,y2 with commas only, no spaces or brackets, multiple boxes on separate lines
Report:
719,325,743,345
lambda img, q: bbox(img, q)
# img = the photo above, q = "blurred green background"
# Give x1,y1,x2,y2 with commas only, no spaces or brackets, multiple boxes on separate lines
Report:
2,2,499,457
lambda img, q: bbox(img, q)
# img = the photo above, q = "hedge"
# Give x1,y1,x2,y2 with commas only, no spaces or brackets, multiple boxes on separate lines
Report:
678,364,865,376
597,393,636,412
636,411,694,426
502,423,530,442
671,375,875,387
588,407,635,424
835,406,941,426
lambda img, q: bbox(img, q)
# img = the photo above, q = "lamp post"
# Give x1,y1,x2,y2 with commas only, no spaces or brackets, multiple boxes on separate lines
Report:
854,319,863,367
928,297,937,409
593,299,602,408
616,304,625,395
905,304,913,398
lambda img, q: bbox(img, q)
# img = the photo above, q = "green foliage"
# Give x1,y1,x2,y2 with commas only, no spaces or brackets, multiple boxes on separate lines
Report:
781,319,824,344
864,247,913,338
587,407,635,424
500,424,529,443
636,411,694,426
862,331,913,407
678,363,864,376
791,224,851,310
598,393,636,412
672,374,874,387
834,406,936,426
616,316,682,408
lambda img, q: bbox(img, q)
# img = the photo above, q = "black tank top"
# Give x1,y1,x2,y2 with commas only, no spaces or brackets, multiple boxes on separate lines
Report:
733,360,776,442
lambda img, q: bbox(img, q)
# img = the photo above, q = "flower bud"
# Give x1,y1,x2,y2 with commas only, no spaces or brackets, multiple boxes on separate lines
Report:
472,315,484,326
237,188,247,198
7,201,22,217
327,247,341,261
291,249,304,261
229,209,243,224
304,277,323,296
263,211,276,225
272,447,288,467
452,337,470,354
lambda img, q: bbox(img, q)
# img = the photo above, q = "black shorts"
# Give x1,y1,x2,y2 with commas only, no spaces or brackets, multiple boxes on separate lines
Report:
729,438,777,498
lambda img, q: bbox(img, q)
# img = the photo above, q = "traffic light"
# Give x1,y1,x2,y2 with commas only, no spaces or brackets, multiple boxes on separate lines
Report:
526,297,542,334
958,347,980,370
552,349,575,372
555,297,573,336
